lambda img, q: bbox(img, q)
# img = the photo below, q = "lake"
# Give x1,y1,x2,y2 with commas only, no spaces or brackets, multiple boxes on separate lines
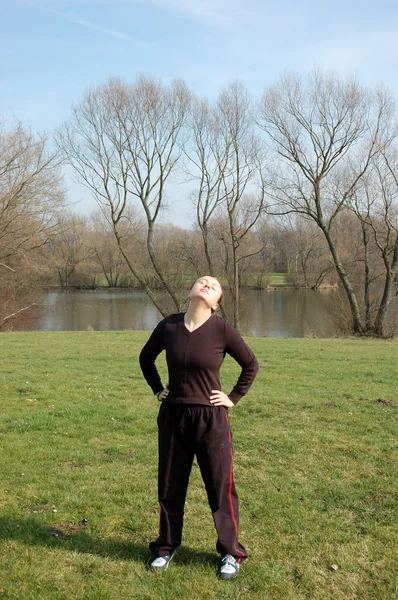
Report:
20,288,344,337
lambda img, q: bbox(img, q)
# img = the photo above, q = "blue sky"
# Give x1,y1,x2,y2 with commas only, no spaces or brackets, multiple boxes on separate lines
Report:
2,0,398,226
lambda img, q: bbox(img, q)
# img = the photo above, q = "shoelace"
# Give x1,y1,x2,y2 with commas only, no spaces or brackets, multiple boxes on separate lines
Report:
221,555,237,568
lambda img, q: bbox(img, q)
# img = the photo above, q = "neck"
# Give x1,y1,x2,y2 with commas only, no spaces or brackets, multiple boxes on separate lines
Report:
184,300,212,325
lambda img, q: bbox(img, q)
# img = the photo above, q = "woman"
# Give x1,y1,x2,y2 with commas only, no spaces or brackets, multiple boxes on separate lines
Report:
139,275,259,579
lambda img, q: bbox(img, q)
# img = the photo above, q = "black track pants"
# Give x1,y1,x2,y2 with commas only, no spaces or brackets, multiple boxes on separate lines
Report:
149,403,247,562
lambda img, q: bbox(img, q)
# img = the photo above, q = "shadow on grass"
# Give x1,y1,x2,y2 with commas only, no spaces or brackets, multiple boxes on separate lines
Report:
0,517,218,568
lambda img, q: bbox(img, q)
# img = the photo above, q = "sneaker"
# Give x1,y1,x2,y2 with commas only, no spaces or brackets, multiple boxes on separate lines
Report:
149,550,176,572
219,554,240,579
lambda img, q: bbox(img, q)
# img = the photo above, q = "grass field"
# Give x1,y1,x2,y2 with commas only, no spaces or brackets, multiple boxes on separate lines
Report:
268,273,289,286
0,332,397,600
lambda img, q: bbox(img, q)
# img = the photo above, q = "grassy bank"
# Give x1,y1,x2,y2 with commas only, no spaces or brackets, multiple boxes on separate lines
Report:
0,332,397,599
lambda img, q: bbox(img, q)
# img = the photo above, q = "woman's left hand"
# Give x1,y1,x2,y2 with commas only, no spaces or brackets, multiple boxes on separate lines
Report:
209,390,234,407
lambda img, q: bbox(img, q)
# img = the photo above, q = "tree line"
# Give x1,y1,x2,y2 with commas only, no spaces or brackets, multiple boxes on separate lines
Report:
1,70,397,335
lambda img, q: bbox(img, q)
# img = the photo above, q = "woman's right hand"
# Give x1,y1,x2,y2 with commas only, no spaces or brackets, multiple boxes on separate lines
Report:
157,385,169,401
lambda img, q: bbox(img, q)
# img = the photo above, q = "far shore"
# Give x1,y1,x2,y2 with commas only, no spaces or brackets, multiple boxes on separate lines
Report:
45,283,339,292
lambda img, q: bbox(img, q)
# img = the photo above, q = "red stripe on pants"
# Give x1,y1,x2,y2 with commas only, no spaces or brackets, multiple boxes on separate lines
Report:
224,410,246,562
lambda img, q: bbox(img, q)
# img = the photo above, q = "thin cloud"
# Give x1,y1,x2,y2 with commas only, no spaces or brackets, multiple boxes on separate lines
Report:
148,0,222,20
143,0,251,26
24,0,251,28
25,0,146,44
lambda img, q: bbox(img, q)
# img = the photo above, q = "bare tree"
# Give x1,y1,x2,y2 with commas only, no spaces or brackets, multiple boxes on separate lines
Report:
90,206,143,287
258,70,396,334
47,212,94,288
274,214,335,289
186,83,267,327
151,224,200,300
184,97,229,277
349,149,398,335
0,120,64,329
56,75,191,315
175,227,208,277
217,83,267,327
248,218,278,289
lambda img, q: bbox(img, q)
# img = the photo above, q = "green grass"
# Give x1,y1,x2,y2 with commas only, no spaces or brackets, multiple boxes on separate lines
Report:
0,332,397,600
269,272,288,286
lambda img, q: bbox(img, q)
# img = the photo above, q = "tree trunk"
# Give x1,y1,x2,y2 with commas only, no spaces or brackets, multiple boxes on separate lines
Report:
233,241,239,328
200,222,215,277
373,247,398,336
362,222,371,330
113,224,167,317
147,220,181,312
57,270,64,287
322,227,364,334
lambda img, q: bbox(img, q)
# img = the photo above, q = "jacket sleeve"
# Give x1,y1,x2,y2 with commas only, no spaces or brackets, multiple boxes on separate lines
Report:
139,317,167,396
224,320,259,404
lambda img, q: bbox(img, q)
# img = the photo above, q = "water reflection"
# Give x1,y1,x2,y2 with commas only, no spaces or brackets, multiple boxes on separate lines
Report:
248,289,337,337
23,288,341,337
38,290,160,332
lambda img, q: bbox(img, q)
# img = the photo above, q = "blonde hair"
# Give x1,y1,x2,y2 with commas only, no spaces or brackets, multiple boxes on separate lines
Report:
211,277,223,312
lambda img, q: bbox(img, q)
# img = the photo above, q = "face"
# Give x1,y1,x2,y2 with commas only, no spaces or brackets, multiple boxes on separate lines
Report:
189,276,222,311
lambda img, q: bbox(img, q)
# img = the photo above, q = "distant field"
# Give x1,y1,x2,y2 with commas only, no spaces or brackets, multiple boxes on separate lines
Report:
0,332,397,599
240,272,290,288
268,272,288,285
51,272,291,290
